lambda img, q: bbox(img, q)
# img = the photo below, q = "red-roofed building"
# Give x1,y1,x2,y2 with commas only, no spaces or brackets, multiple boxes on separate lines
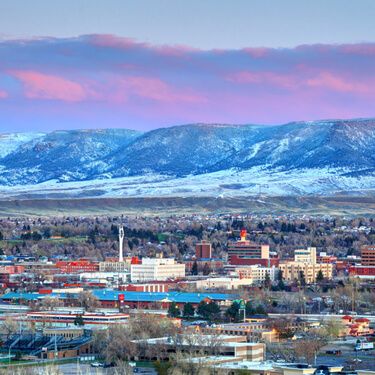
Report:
55,260,99,273
342,315,374,336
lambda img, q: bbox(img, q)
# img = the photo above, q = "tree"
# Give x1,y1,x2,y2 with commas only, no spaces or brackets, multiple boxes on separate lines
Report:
1,317,18,339
245,301,255,316
77,291,100,312
267,317,295,339
191,261,198,275
255,304,267,315
74,314,85,326
277,270,285,291
298,270,306,287
294,334,327,364
183,303,195,318
197,301,221,321
225,301,241,322
41,296,63,310
202,262,211,276
264,271,272,289
168,303,181,318
316,269,324,283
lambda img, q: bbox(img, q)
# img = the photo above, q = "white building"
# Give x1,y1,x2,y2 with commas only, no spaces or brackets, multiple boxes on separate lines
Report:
194,277,253,290
234,265,278,284
294,247,317,264
130,258,185,282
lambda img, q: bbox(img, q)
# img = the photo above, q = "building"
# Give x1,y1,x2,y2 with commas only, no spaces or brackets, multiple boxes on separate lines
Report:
348,265,375,279
131,257,185,282
361,245,375,266
294,247,316,264
122,283,169,292
316,252,337,264
133,334,265,362
185,259,224,274
279,261,333,283
1,290,235,310
196,240,212,259
55,260,99,274
194,277,253,290
26,311,129,326
203,322,278,343
234,265,278,284
99,261,130,273
341,315,374,336
227,230,270,266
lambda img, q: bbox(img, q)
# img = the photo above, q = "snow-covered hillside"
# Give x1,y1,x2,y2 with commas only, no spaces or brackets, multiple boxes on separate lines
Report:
0,119,374,197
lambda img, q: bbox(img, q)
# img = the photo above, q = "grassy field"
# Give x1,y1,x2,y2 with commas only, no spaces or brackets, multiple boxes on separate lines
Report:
0,195,375,217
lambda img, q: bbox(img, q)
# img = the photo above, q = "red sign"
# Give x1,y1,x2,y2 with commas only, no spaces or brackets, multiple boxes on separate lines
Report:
118,293,125,302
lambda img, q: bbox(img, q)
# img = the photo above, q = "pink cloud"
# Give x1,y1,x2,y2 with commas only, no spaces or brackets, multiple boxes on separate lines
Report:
0,89,8,99
89,34,198,57
227,71,298,90
306,72,371,94
124,76,206,103
10,70,89,102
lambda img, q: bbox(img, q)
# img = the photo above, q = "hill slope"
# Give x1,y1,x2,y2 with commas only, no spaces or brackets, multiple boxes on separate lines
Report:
0,119,374,198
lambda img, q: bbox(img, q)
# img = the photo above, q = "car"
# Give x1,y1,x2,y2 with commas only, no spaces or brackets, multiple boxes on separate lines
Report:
90,362,102,368
103,362,115,368
325,350,342,355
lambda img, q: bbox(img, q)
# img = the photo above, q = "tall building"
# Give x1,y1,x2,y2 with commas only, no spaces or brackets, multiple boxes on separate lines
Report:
279,262,333,284
131,258,185,282
227,229,270,265
195,240,212,259
361,245,375,266
294,247,316,264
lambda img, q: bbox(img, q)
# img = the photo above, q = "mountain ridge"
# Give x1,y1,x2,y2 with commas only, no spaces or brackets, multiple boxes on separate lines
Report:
0,118,374,198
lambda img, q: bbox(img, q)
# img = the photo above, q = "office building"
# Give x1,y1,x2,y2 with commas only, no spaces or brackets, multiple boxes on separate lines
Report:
130,257,185,282
196,240,212,259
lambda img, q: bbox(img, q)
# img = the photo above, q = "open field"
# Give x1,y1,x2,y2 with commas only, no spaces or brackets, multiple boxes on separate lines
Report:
1,195,375,216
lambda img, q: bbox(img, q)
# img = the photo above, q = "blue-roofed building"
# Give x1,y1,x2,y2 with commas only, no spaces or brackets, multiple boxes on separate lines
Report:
1,289,237,309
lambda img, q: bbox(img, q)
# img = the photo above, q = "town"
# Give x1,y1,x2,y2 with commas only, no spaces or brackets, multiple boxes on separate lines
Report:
0,213,374,374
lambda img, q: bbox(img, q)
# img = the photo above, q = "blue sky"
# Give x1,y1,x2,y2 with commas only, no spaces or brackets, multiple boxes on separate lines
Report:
1,1,375,132
1,0,375,49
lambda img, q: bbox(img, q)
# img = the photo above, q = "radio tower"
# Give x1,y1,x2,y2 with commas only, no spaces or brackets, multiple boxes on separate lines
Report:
118,225,124,262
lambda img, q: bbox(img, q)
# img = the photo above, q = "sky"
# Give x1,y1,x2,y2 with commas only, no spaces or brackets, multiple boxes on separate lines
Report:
1,0,375,132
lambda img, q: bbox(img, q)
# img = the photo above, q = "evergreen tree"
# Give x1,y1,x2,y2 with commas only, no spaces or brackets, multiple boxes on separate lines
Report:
245,301,255,316
191,261,198,275
225,301,241,322
197,301,221,321
277,270,285,291
202,262,211,276
298,270,306,287
316,269,324,283
74,314,84,326
183,302,195,318
255,304,267,315
168,303,180,318
264,271,272,289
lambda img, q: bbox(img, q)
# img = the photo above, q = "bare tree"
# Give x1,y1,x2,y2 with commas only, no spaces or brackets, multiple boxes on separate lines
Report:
40,296,63,311
77,290,100,312
1,317,19,339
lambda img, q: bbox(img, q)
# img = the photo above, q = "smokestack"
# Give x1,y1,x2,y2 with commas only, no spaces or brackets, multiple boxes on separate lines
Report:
119,225,124,262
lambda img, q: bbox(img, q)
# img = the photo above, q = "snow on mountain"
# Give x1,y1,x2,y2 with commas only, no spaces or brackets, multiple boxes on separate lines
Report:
0,132,45,158
0,129,142,185
0,119,374,197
